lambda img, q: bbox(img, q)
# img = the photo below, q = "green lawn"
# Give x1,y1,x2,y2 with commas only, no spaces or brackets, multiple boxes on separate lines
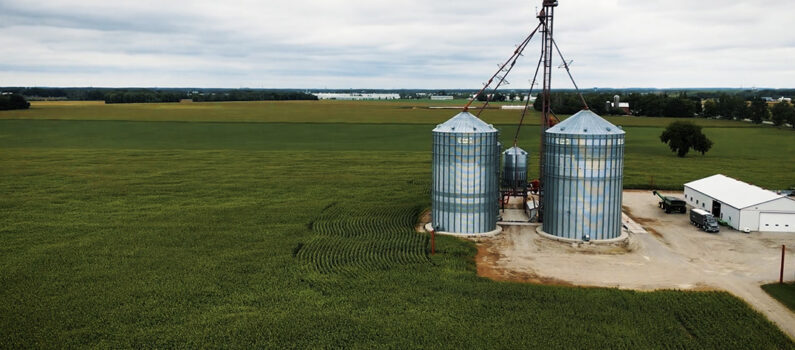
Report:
1,101,794,347
762,283,795,312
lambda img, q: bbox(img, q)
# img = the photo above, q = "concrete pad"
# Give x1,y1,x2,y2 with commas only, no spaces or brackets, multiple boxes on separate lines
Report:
500,209,530,223
424,223,502,238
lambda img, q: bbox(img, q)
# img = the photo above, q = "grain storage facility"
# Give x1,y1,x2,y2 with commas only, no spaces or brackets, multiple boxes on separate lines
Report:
542,109,625,240
431,111,500,234
684,174,795,232
501,146,528,189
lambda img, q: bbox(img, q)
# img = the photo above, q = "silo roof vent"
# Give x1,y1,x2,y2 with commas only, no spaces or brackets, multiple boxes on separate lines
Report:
546,109,624,135
433,111,497,133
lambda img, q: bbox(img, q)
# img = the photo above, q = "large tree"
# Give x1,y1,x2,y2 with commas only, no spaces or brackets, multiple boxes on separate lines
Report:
660,121,713,157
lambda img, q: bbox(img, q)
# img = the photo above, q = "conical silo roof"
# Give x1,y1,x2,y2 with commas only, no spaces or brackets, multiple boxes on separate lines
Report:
433,111,497,133
546,109,624,135
503,146,527,155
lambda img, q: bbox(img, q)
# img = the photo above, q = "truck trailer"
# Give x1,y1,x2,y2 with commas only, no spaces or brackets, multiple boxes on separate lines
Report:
653,191,687,214
690,208,720,233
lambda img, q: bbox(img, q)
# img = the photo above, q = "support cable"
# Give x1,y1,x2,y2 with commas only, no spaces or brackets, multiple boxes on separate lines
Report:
474,24,541,117
551,38,588,110
463,23,542,112
512,50,544,147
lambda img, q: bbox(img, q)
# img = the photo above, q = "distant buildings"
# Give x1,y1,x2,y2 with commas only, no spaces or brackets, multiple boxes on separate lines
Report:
605,95,630,114
431,95,454,101
313,93,400,100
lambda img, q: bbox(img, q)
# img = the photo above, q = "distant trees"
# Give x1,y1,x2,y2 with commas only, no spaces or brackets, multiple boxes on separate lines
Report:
716,94,749,120
475,92,506,102
749,98,770,124
104,90,183,104
625,94,698,117
531,92,705,117
0,94,30,110
660,121,713,157
771,102,794,126
0,87,319,103
533,92,589,114
702,100,719,117
189,90,317,102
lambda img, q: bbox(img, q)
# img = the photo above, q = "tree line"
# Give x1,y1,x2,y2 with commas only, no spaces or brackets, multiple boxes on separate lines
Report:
189,90,317,102
0,87,318,103
532,92,703,117
530,92,794,127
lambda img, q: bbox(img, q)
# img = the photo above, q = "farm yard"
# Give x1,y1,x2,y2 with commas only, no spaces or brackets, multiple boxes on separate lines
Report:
1,100,794,347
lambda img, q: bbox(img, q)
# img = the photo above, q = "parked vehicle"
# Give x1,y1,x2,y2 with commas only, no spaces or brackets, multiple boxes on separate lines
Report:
690,208,720,233
652,190,687,213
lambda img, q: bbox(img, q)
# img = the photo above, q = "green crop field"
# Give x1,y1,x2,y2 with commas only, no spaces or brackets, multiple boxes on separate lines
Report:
1,100,794,347
763,283,795,312
0,100,762,127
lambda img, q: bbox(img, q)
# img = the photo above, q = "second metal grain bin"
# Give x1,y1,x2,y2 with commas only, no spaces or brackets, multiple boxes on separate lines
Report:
432,111,500,234
542,109,625,240
501,146,528,189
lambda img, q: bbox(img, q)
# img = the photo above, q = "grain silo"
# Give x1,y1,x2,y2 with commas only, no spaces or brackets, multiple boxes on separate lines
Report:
501,146,528,189
542,109,625,240
432,111,500,234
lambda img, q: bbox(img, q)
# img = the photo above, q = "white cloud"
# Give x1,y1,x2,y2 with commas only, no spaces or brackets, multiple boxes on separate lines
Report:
0,0,793,88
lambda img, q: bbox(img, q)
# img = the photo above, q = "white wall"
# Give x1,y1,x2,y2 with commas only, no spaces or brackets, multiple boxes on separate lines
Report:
684,186,741,230
740,197,795,232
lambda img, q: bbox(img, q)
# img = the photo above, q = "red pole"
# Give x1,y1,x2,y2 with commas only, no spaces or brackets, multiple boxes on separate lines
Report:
430,229,436,256
780,245,786,284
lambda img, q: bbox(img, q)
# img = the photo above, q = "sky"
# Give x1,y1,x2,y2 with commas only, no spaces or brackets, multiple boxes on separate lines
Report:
1,0,794,89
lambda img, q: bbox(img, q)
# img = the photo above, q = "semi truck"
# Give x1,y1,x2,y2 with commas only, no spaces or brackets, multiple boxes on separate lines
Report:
690,208,720,233
652,190,687,213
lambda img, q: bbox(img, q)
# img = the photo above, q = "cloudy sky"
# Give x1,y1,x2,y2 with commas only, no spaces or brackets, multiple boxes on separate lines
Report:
1,0,793,89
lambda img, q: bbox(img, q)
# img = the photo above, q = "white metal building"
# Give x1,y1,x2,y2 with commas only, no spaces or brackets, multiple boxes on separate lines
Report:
683,174,795,233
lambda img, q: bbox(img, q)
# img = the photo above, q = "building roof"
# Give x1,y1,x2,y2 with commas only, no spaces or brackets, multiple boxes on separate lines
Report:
546,109,625,135
433,111,497,133
684,174,786,209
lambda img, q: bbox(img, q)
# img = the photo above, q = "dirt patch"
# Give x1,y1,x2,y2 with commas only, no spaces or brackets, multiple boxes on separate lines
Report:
624,205,668,244
644,226,668,244
415,209,431,233
476,242,572,286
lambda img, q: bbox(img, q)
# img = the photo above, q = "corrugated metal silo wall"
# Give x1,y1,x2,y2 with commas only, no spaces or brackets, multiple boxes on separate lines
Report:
501,149,528,188
542,133,625,240
432,131,500,233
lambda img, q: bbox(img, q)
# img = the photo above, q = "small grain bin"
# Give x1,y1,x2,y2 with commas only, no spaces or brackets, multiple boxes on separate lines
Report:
501,146,528,189
542,109,625,240
432,111,500,234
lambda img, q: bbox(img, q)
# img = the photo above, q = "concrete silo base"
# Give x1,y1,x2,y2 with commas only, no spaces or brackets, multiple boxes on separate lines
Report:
424,223,502,238
536,225,629,245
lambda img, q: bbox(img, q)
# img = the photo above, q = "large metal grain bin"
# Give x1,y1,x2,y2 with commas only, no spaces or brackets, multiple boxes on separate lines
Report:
432,111,500,234
542,109,625,240
501,146,528,189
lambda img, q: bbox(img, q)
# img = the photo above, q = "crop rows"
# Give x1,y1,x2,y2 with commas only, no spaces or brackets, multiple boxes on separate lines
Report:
298,203,430,274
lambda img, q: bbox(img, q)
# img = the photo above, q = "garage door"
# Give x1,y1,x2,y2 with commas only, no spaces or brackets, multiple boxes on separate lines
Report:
759,212,795,232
